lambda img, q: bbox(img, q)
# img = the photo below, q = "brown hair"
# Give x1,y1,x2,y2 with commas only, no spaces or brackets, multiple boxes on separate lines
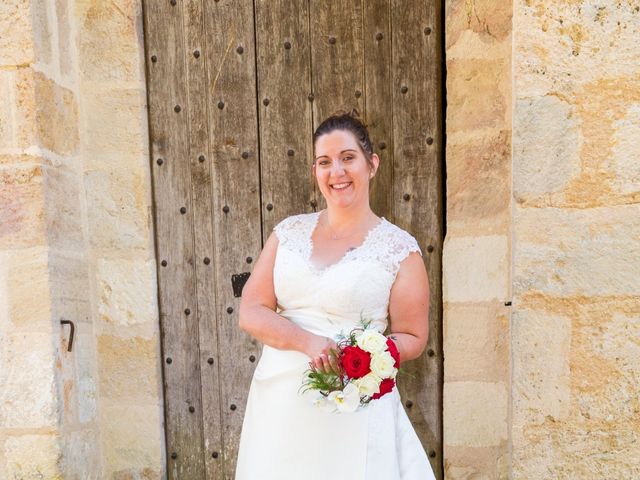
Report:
312,109,375,169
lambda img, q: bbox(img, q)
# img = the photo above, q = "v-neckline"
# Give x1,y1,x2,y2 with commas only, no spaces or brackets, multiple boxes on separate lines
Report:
306,210,386,274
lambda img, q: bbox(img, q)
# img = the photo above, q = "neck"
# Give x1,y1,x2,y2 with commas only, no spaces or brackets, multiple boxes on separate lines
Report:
322,203,375,231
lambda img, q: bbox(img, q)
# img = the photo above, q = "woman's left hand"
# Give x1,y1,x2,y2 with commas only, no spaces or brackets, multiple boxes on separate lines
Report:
307,336,340,374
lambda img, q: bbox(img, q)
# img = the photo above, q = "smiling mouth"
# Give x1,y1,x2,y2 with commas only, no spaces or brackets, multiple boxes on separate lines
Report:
331,182,352,190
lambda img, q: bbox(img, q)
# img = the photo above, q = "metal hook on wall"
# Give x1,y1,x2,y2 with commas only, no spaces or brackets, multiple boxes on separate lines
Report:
60,319,75,352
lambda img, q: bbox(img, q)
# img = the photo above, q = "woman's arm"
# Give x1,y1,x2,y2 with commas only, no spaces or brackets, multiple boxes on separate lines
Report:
387,251,430,363
238,231,316,353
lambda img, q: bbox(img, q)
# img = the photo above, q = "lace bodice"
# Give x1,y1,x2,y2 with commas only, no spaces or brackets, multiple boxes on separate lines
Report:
272,211,421,337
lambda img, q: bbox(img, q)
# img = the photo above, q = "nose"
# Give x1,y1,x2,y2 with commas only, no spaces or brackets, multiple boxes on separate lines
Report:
330,159,346,176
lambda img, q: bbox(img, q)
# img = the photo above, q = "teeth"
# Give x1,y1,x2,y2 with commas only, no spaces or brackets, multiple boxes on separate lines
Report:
332,182,351,189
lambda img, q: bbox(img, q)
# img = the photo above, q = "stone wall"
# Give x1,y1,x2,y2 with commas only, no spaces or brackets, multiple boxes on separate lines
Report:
511,1,640,478
0,1,164,478
443,1,513,478
444,0,640,479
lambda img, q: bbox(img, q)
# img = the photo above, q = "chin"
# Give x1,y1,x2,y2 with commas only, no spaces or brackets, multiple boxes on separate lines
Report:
327,197,358,209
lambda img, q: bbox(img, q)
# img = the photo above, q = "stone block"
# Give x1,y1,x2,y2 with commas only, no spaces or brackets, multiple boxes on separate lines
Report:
32,0,53,65
13,68,79,153
444,445,509,480
0,246,51,330
513,95,582,203
512,309,571,427
56,0,73,76
446,29,511,61
0,71,14,148
444,381,508,447
444,302,509,382
44,165,85,251
572,309,640,423
0,152,45,167
512,411,640,479
0,165,47,249
60,427,101,479
97,334,162,400
59,376,77,426
0,0,35,66
84,167,150,250
75,0,144,83
13,67,37,148
611,103,640,196
0,332,58,428
446,58,509,133
74,332,98,423
101,401,163,475
447,129,511,234
444,464,489,480
112,467,163,480
446,0,512,51
443,235,509,303
514,2,640,98
595,309,640,387
514,204,640,297
96,257,156,326
80,85,149,165
34,70,79,155
49,251,91,328
4,433,62,479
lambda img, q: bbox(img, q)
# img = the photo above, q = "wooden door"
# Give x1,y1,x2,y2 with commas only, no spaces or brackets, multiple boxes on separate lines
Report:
142,1,443,478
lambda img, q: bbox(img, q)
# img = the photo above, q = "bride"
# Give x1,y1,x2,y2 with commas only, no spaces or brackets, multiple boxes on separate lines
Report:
235,111,436,480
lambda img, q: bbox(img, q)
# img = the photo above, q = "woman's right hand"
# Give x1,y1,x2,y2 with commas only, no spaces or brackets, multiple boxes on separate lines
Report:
305,334,340,375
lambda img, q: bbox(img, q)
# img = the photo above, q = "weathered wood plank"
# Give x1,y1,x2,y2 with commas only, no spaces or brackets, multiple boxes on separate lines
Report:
181,0,225,478
255,0,314,229
141,0,206,477
310,0,365,211
363,0,393,220
391,0,444,477
202,0,262,477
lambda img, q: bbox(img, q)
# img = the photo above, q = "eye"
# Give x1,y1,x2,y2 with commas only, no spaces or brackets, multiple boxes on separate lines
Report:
343,156,353,161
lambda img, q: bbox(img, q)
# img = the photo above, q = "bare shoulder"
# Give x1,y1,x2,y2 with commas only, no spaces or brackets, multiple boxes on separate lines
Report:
395,250,427,283
387,226,429,348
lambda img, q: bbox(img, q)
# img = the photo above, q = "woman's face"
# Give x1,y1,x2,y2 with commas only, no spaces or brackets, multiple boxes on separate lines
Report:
313,129,379,210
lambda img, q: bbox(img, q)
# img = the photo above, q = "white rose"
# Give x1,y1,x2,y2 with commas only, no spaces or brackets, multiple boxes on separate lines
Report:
355,329,388,354
370,351,396,378
353,373,383,397
328,383,360,413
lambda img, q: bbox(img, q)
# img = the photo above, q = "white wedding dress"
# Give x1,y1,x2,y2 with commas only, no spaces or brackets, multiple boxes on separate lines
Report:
235,211,436,480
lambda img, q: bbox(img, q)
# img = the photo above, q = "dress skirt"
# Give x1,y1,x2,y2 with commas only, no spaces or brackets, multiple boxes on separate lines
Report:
235,343,435,480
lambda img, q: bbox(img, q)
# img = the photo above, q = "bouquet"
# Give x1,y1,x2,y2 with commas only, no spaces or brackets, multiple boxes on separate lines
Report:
300,320,400,413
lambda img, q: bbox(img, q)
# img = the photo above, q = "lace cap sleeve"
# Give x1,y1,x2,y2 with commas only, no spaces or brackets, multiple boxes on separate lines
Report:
386,227,422,277
272,213,312,250
408,234,422,256
272,216,291,242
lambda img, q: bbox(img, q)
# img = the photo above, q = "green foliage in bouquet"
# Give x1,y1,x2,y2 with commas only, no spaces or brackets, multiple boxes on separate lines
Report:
299,314,411,398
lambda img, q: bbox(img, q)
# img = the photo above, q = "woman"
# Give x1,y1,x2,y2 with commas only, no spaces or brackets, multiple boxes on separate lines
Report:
235,111,436,480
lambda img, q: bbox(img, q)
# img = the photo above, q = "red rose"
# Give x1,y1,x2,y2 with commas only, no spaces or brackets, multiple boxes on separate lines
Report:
372,378,395,399
386,337,400,369
340,346,371,379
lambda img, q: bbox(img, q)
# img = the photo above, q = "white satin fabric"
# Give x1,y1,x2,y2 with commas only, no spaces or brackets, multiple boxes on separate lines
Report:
235,212,436,480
